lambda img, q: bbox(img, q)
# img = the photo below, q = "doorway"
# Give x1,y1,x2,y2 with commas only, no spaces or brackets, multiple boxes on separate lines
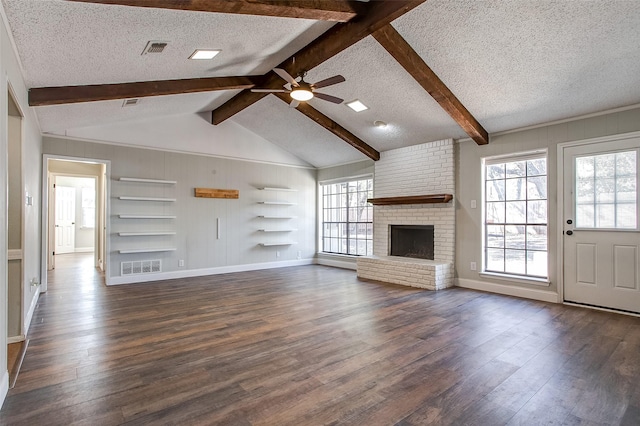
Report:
560,132,640,314
42,157,110,291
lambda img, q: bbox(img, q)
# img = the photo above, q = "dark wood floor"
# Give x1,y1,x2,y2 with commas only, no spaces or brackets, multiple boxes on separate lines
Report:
1,253,639,425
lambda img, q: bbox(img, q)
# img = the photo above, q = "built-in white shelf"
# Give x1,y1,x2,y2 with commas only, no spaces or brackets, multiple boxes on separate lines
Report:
119,248,176,254
119,177,176,185
258,187,298,192
257,201,297,205
119,196,176,202
258,215,296,219
118,232,176,237
258,242,298,247
119,214,176,219
258,229,297,232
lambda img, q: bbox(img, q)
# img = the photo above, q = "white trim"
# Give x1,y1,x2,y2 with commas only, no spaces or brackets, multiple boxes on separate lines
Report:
43,133,316,170
7,335,25,344
318,173,373,185
556,130,640,305
42,154,111,290
7,249,22,260
457,103,640,144
0,370,8,409
23,286,40,336
456,278,560,303
479,272,550,287
107,258,315,286
317,257,357,270
74,247,94,253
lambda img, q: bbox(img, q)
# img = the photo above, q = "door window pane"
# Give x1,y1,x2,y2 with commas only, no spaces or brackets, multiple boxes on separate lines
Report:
575,150,637,229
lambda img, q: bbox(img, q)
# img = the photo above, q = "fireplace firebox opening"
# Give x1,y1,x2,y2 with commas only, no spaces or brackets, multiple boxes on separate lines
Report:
389,225,434,260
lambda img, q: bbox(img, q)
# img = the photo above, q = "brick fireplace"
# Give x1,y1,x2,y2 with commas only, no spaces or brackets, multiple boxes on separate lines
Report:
356,139,455,290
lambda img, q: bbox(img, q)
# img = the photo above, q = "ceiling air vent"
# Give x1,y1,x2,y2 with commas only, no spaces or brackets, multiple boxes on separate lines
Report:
122,98,140,107
141,40,168,55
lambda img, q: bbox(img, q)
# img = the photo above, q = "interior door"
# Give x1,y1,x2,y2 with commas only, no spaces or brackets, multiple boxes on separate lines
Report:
55,185,76,255
563,136,640,313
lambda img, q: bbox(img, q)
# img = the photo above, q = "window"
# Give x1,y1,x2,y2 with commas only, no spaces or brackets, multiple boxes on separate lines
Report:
575,150,637,229
321,178,373,256
81,186,95,228
483,153,548,279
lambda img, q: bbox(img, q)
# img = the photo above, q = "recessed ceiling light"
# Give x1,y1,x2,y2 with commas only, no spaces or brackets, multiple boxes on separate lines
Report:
374,120,387,128
189,49,221,60
345,100,368,112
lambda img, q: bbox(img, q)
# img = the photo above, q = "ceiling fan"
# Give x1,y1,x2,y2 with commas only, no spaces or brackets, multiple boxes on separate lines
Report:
251,68,345,107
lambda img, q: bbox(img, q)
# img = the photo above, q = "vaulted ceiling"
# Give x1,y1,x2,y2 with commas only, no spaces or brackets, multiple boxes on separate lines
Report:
3,0,640,168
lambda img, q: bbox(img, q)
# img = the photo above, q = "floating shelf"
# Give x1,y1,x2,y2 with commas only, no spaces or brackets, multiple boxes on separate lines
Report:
257,201,297,205
367,194,453,205
258,229,297,232
119,196,176,202
119,215,176,219
119,232,176,237
119,248,176,254
259,242,298,247
258,216,296,219
119,177,176,185
258,187,298,192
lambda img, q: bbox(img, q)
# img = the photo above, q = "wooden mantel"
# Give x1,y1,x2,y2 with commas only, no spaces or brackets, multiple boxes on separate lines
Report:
367,194,453,205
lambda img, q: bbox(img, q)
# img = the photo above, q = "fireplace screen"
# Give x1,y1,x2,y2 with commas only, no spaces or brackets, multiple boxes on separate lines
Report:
389,225,434,260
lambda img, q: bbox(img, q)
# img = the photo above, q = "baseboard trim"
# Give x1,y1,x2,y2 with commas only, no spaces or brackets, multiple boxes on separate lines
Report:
317,257,357,270
456,278,559,303
74,247,94,253
0,370,8,409
24,289,40,336
107,258,315,286
7,335,25,344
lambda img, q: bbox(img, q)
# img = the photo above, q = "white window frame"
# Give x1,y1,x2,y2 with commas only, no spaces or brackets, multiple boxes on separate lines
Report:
481,150,549,284
319,176,373,256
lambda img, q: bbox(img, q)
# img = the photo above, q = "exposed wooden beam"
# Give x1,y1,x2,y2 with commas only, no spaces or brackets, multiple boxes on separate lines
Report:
372,24,489,145
274,93,380,161
211,0,426,125
67,0,362,22
29,76,256,107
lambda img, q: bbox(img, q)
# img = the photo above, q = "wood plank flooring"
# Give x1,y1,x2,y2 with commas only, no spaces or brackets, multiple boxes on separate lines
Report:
1,253,639,425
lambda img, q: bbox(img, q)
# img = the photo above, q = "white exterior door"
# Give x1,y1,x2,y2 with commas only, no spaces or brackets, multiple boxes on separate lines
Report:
55,185,76,254
563,136,640,313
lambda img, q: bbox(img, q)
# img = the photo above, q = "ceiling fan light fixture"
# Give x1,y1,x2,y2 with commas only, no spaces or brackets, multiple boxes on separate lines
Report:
189,49,221,60
290,87,313,101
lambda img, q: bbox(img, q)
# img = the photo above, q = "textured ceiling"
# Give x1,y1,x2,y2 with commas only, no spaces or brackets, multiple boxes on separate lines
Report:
3,0,640,168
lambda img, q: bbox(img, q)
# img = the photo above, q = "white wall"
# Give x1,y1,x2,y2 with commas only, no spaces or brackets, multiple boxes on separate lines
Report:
62,112,312,168
0,5,43,405
43,136,317,285
456,106,640,299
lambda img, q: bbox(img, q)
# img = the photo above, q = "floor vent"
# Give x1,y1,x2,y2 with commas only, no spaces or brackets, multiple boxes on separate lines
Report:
121,260,161,276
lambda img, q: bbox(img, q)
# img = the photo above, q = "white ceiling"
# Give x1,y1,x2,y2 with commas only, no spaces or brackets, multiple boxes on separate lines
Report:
3,0,640,168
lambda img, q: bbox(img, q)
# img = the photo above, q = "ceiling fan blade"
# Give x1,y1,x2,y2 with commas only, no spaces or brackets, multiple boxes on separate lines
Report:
313,75,346,89
273,68,299,87
314,92,344,104
250,89,289,93
289,99,300,108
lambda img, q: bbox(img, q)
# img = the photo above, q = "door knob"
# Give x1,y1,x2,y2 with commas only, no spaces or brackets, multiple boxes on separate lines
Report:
566,230,573,235
566,219,573,224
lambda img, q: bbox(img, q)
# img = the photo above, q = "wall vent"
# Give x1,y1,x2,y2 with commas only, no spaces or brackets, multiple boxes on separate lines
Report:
142,40,168,55
121,260,161,276
122,98,140,107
